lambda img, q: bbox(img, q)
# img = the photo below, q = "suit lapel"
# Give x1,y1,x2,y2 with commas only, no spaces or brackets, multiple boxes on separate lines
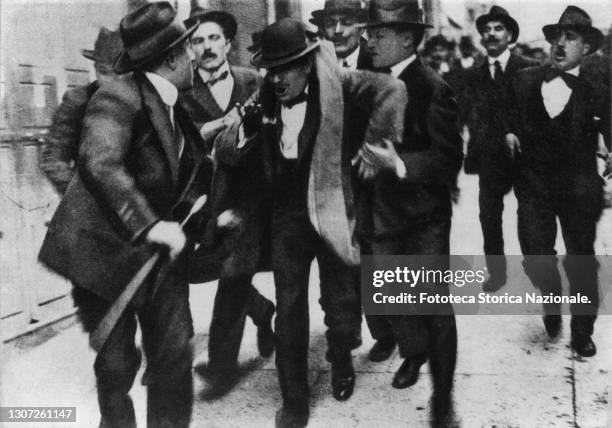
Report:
139,74,179,182
194,71,225,118
570,73,592,147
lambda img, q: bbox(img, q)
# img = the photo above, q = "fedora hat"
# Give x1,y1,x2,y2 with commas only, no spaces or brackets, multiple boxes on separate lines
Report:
114,2,198,74
542,6,603,54
82,27,123,67
251,18,320,69
309,0,368,26
476,6,519,43
184,7,238,41
367,0,433,29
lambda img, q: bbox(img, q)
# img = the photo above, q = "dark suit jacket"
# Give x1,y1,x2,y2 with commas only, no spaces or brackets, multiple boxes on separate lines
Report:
39,73,211,301
506,64,611,205
358,57,463,240
40,81,99,194
463,54,538,174
180,65,261,132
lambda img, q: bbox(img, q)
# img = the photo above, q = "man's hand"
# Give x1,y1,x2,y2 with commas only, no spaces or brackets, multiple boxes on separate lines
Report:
217,209,242,230
236,100,263,139
504,133,521,159
145,221,186,260
200,109,241,141
362,138,406,178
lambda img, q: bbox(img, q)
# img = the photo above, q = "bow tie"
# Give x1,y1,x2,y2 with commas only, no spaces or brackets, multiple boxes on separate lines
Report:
544,68,578,89
205,70,229,86
283,92,308,109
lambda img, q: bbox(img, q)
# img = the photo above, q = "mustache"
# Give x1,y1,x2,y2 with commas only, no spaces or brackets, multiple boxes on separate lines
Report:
202,51,217,59
485,37,500,43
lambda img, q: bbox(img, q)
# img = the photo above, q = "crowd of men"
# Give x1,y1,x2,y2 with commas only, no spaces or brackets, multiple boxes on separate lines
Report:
37,0,610,427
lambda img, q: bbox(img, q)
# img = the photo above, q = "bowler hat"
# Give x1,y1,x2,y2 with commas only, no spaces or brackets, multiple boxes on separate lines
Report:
114,2,198,73
476,6,519,43
184,7,238,41
542,6,603,54
251,18,320,69
309,0,368,26
82,27,123,67
367,0,433,29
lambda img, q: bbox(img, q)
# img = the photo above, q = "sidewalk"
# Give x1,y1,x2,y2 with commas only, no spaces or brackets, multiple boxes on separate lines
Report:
1,173,610,427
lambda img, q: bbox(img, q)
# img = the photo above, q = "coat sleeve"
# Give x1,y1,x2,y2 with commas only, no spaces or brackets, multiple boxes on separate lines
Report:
342,70,407,144
78,81,160,241
399,81,463,184
40,85,91,194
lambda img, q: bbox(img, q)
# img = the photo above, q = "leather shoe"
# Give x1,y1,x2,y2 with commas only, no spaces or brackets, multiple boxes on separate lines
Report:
257,302,275,358
275,407,308,428
571,335,597,357
482,275,506,292
392,355,427,389
543,315,562,338
368,340,396,362
331,358,355,401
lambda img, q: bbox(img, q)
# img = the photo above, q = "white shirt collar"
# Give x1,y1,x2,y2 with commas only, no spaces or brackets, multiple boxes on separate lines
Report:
566,65,580,77
199,60,231,83
339,46,361,69
390,54,417,78
488,49,511,70
144,72,178,107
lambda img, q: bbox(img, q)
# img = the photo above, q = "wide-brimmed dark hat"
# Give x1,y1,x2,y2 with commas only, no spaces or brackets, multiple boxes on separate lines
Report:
114,2,198,74
367,0,433,29
184,7,237,41
251,18,320,69
309,0,368,26
82,27,123,67
476,6,519,43
542,6,603,54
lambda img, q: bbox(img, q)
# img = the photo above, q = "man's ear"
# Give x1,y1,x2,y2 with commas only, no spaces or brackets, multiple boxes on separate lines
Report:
166,50,178,71
582,41,592,55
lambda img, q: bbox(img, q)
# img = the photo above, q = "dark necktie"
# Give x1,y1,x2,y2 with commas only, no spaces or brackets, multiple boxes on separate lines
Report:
544,68,578,89
206,70,229,86
375,66,392,74
284,92,308,109
493,60,503,83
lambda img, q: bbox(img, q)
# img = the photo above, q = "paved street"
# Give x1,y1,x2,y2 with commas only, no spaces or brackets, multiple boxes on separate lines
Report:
2,172,611,427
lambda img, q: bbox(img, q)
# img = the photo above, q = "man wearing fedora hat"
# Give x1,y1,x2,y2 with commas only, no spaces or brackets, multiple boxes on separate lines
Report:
463,5,538,293
41,27,123,195
361,0,462,420
180,7,276,395
39,3,211,426
214,17,406,427
309,0,372,70
503,6,610,357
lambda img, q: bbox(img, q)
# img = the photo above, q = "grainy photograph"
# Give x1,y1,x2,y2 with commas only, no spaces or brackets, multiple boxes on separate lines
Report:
0,0,610,427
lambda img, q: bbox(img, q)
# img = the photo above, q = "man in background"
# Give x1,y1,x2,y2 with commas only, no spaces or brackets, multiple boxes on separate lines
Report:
40,27,123,194
504,6,610,356
463,6,537,292
310,0,371,70
363,0,463,423
181,7,275,395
